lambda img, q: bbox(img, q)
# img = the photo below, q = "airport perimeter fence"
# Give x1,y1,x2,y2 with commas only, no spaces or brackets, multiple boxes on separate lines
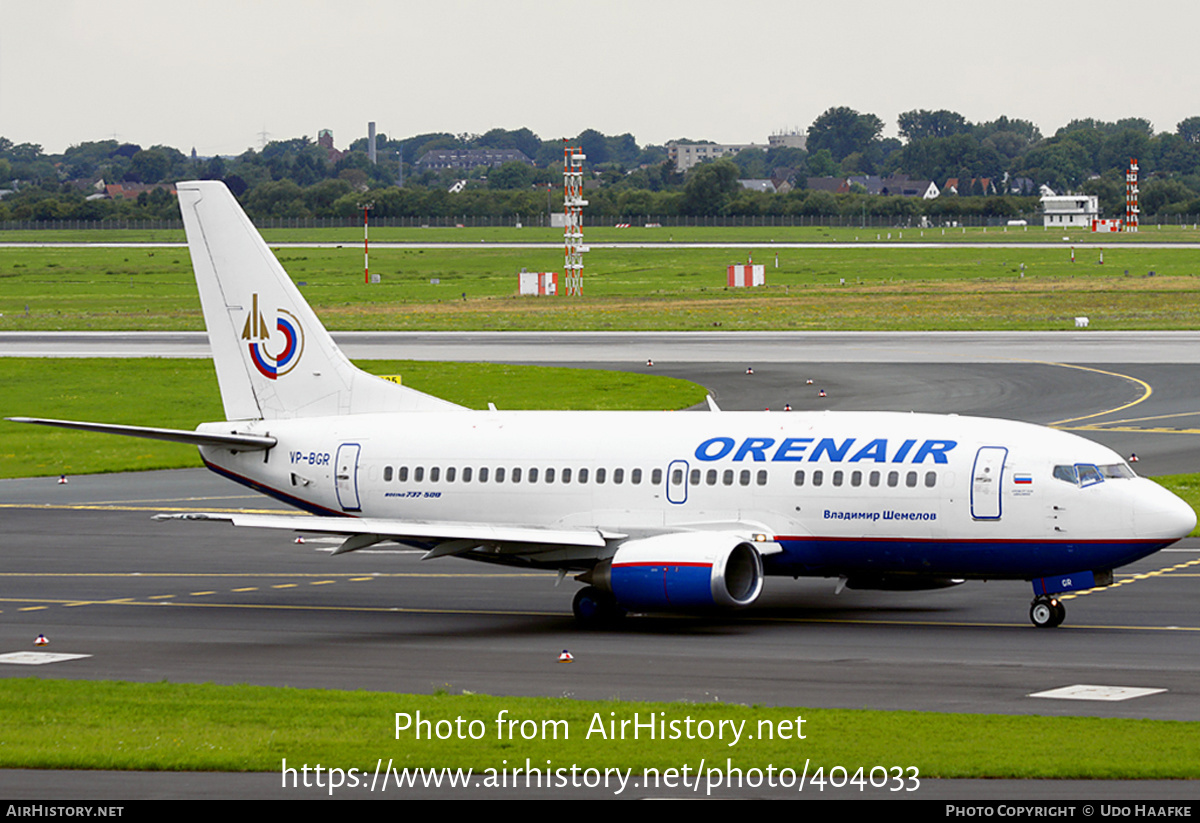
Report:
5,213,1200,231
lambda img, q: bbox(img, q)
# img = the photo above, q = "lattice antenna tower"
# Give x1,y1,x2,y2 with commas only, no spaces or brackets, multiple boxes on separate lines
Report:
563,144,587,296
1125,158,1139,232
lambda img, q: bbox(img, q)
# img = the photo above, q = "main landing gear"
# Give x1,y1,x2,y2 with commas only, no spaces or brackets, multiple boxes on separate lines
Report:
1029,596,1066,628
572,586,627,628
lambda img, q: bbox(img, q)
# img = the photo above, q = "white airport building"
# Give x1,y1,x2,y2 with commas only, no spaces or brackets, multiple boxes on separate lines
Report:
1040,195,1100,228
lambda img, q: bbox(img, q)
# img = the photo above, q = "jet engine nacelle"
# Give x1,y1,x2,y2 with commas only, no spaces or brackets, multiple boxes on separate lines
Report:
592,532,764,610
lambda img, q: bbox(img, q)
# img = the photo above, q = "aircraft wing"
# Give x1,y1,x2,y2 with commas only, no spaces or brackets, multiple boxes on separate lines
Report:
153,511,615,559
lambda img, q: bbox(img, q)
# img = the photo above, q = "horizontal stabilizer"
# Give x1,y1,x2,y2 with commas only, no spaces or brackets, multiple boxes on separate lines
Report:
7,417,276,450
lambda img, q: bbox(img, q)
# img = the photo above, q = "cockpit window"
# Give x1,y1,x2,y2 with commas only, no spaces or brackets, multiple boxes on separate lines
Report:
1076,463,1103,487
1054,462,1134,487
1053,465,1078,485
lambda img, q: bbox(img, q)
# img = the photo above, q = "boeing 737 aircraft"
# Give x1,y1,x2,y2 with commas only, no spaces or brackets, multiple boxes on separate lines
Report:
12,181,1196,628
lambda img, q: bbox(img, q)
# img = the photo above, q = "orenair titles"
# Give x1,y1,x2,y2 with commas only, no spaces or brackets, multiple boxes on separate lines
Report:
695,436,958,464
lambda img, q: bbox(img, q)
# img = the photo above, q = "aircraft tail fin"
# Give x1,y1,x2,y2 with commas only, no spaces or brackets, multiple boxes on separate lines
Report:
176,181,463,420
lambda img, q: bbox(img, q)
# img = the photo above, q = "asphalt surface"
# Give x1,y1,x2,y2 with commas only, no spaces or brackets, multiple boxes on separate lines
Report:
2,334,1199,800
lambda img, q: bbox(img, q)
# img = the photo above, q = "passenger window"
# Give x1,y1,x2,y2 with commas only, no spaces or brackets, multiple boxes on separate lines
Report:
613,468,624,484
446,467,456,482
906,471,917,488
887,471,899,487
632,469,642,484
756,470,767,486
924,471,936,488
690,469,701,485
383,466,393,482
723,469,734,486
494,467,504,483
578,468,588,483
595,468,605,484
462,467,472,482
430,467,440,482
832,470,843,487
869,471,880,487
812,470,823,487
479,467,488,483
651,468,662,484
528,467,538,483
414,467,424,482
794,470,805,486
399,467,409,482
671,469,683,485
511,467,521,483
562,468,572,483
546,468,556,483
707,469,718,485
851,471,862,487
739,470,751,486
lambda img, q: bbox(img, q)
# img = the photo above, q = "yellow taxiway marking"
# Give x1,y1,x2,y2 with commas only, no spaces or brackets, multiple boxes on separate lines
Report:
1059,557,1200,601
271,584,298,589
76,495,264,506
1061,425,1200,435
231,587,258,592
190,591,217,596
1040,362,1154,427
1072,409,1200,427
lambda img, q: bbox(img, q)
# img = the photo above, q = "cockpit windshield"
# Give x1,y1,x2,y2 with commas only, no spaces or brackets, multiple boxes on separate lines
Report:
1053,462,1135,487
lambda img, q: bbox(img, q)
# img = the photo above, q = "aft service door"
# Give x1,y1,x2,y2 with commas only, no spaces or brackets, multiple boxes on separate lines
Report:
335,443,362,512
970,446,1007,520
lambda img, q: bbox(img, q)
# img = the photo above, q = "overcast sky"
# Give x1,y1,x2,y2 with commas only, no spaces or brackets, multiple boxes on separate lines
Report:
3,0,1198,156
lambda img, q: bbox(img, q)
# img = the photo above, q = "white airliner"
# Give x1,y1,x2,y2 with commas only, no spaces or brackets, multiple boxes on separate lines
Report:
12,181,1196,628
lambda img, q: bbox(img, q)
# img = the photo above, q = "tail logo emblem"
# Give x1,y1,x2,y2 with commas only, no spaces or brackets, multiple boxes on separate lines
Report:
241,293,304,379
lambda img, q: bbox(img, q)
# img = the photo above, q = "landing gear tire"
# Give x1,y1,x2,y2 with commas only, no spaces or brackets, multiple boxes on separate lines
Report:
1052,600,1066,627
1030,596,1065,628
573,586,626,628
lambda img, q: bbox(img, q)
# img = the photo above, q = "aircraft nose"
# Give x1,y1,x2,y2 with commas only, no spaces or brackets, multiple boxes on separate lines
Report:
1134,481,1197,540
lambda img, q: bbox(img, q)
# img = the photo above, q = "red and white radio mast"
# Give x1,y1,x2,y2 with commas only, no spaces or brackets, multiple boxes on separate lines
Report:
1125,158,1139,232
563,145,587,296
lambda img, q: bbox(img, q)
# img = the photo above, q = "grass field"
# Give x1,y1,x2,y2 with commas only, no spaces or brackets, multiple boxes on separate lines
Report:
3,244,1200,331
4,679,1197,779
5,221,1200,245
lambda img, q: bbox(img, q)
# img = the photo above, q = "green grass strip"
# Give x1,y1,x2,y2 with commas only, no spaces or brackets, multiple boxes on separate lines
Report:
6,222,1200,244
0,678,1195,778
5,245,1200,332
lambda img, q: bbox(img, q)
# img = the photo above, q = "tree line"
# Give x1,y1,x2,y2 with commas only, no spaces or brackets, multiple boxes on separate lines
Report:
3,109,1200,223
